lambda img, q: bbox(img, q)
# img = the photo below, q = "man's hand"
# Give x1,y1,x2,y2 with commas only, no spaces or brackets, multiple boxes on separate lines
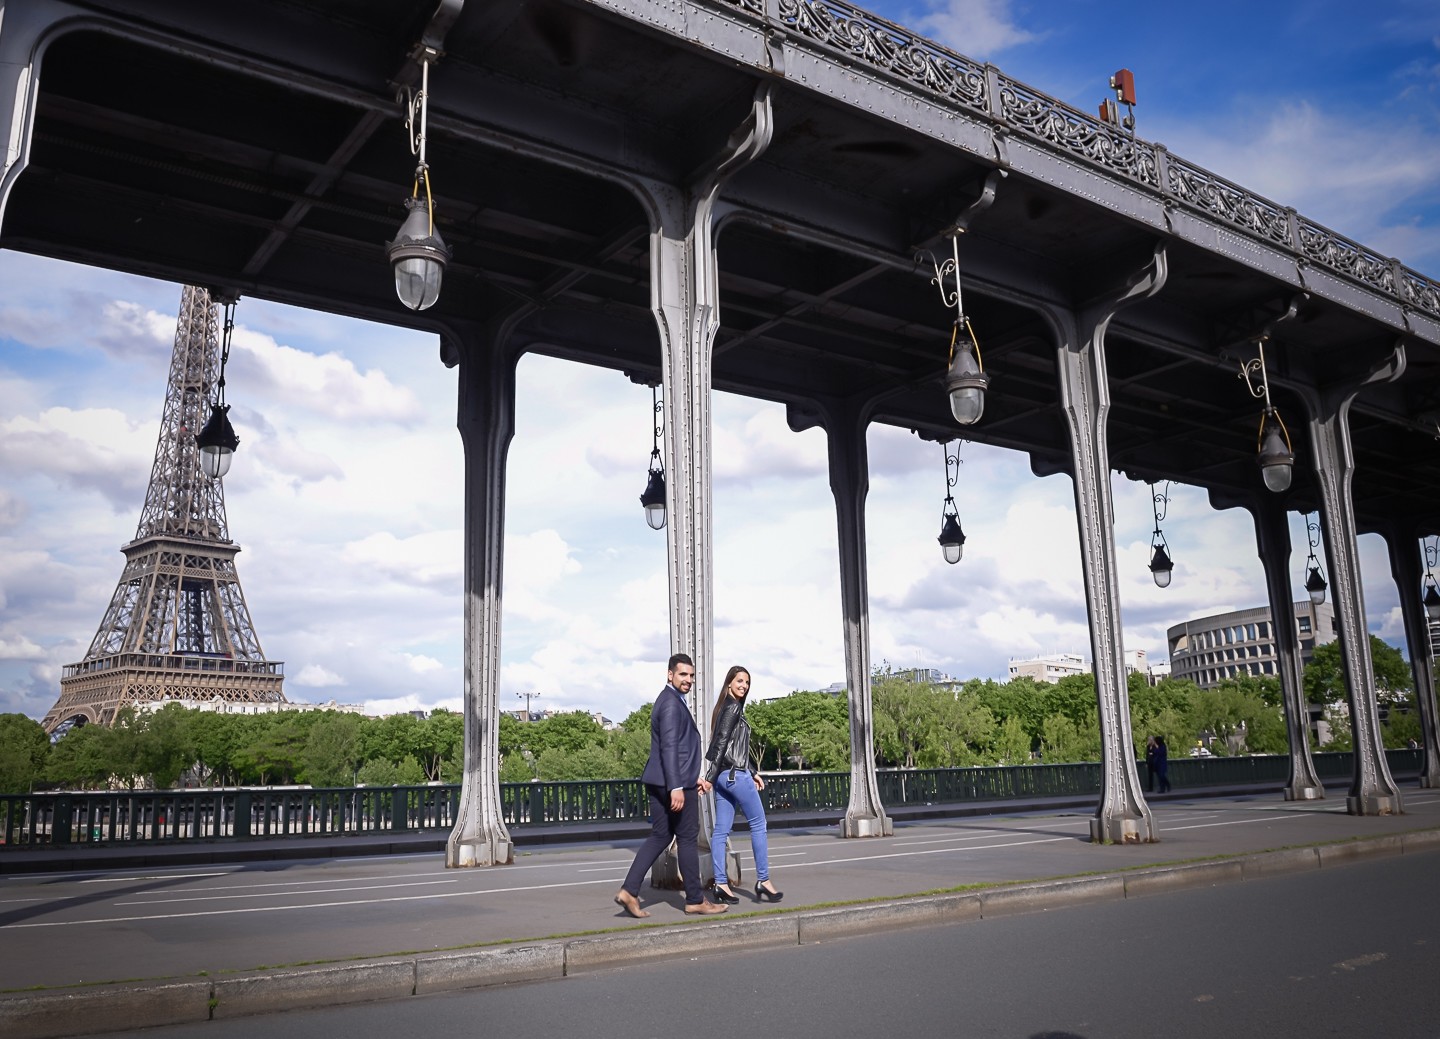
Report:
697,778,713,794
670,788,684,812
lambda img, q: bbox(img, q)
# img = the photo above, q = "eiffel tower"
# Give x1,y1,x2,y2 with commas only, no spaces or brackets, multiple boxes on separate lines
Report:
42,287,284,733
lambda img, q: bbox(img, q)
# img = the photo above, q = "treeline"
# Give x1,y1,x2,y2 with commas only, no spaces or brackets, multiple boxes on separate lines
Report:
0,636,1420,794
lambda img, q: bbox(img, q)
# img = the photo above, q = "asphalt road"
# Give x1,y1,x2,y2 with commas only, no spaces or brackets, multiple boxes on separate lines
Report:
92,843,1440,1039
8,793,1440,991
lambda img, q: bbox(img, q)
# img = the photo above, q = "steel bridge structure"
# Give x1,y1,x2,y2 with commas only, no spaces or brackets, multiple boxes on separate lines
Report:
2,0,1439,861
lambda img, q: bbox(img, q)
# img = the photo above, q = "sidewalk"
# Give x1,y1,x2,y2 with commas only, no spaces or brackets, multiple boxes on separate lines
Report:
4,781,1440,1039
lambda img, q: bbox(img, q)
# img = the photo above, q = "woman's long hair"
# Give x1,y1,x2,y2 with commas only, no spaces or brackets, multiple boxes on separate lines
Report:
710,665,751,732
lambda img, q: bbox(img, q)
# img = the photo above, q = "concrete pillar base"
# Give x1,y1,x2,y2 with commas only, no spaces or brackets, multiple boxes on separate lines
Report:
1420,774,1439,790
1089,815,1152,844
1347,792,1403,816
842,812,893,838
1284,785,1325,801
445,833,514,868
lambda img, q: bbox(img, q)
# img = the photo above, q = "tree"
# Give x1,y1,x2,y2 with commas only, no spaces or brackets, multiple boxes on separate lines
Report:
45,724,113,789
0,714,51,793
992,714,1032,765
1039,712,1101,764
1303,636,1411,707
302,712,363,787
745,692,849,770
138,703,197,789
872,676,995,768
416,710,463,782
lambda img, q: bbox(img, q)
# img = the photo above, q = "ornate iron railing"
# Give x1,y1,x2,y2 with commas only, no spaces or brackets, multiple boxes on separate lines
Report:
725,0,1440,318
0,750,1419,849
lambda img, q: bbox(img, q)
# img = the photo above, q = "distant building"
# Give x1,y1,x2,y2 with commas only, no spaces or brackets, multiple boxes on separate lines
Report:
1008,653,1089,685
1166,601,1336,689
138,697,366,716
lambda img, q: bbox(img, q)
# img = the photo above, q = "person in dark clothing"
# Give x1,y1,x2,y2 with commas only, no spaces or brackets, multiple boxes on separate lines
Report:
1154,735,1171,793
1144,735,1158,792
613,652,727,918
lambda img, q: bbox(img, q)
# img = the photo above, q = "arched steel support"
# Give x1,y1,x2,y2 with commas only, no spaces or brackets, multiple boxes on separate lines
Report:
1247,493,1325,799
1047,243,1167,844
1379,522,1440,787
787,397,893,838
641,84,773,887
446,330,521,867
1294,344,1406,815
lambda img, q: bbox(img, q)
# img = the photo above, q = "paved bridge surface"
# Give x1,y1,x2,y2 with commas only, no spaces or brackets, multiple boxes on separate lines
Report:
4,784,1440,1037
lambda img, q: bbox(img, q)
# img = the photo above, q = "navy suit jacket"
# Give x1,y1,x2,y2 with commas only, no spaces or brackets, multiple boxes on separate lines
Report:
640,684,702,792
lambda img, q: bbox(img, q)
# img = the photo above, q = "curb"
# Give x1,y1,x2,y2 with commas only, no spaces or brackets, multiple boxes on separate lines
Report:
6,825,1439,1039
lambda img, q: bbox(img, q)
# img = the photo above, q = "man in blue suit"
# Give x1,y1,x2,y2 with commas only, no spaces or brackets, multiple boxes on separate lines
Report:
614,652,727,917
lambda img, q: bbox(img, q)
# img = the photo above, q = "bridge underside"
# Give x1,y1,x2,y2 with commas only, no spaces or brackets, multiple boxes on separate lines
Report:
0,0,1435,528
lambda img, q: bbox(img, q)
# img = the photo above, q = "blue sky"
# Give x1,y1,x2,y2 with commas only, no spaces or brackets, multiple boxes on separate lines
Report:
1,0,1437,725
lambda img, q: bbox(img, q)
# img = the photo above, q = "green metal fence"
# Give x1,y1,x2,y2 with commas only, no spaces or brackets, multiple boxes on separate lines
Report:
0,749,1422,849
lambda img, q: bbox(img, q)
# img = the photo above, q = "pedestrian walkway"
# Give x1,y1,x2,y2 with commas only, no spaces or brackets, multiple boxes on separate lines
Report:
5,782,1440,1039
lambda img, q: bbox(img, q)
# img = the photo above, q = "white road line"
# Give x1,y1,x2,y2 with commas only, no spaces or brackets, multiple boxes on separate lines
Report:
114,878,458,906
2,876,625,929
79,872,233,884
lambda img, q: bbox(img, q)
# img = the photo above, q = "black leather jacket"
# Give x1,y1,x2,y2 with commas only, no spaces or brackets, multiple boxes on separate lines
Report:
705,697,751,782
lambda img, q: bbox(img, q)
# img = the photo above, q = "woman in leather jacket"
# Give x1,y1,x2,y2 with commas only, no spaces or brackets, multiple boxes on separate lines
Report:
705,665,783,903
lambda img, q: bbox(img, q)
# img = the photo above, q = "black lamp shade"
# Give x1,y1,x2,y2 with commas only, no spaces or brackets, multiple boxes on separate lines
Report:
938,513,966,564
640,468,667,530
1257,422,1293,493
386,197,451,311
1305,565,1327,605
944,347,988,426
195,402,238,480
1149,544,1174,588
1424,582,1440,621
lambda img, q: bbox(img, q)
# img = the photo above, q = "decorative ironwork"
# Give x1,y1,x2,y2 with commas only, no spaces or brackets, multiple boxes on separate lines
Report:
1000,78,1158,185
1147,481,1174,588
1424,536,1440,621
639,384,667,530
1303,513,1328,605
936,440,966,564
777,0,988,112
1238,335,1294,492
751,0,1440,318
1166,157,1290,245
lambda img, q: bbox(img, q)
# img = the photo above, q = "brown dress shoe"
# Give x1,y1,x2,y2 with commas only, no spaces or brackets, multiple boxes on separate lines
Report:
614,890,650,918
683,900,728,915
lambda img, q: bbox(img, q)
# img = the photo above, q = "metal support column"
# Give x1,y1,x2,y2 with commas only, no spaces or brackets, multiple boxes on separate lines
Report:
446,333,519,867
1295,345,1406,815
644,85,773,887
1248,494,1325,799
1381,523,1440,787
0,0,57,223
1050,244,1167,844
788,398,892,838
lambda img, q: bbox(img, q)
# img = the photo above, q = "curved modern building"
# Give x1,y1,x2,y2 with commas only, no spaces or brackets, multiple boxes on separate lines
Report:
1167,601,1336,689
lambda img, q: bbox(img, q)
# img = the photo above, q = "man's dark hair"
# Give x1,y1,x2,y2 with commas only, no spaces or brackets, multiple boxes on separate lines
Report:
668,652,694,672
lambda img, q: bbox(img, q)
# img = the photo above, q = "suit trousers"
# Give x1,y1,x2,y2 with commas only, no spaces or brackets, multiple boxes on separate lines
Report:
621,783,703,904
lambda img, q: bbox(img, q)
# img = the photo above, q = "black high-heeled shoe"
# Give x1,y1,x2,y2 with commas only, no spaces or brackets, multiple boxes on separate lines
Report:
709,882,740,904
755,881,784,903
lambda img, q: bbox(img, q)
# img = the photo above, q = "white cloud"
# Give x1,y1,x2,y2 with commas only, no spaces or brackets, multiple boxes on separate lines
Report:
912,0,1040,58
0,634,45,660
294,664,345,688
405,653,444,675
230,327,425,424
1152,102,1440,271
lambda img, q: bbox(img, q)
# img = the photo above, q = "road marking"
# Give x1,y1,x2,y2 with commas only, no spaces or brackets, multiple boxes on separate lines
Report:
79,872,232,884
114,878,458,905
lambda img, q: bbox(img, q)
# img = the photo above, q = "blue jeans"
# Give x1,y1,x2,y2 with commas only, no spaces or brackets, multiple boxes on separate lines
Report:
711,769,769,885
